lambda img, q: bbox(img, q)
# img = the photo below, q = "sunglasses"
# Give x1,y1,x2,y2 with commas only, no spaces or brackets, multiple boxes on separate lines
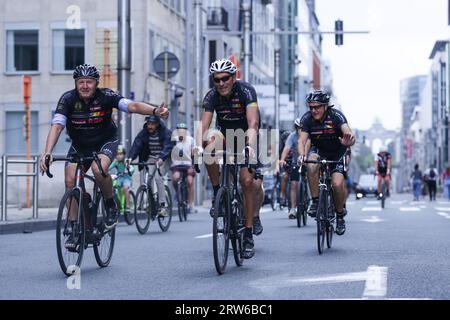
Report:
309,105,325,111
213,75,232,84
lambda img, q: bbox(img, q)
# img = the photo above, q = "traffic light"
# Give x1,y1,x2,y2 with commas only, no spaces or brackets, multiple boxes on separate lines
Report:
335,20,344,46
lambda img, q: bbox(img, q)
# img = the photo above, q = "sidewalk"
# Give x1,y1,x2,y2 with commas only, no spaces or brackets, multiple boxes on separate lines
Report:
0,201,213,235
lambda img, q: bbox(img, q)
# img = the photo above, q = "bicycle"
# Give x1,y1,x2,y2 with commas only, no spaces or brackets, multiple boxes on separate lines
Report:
45,153,115,276
301,155,347,255
132,156,173,234
296,165,309,228
377,173,387,209
195,149,253,275
111,172,136,225
174,150,191,222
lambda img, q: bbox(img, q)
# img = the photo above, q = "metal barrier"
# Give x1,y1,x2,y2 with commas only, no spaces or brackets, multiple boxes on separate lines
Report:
1,155,39,221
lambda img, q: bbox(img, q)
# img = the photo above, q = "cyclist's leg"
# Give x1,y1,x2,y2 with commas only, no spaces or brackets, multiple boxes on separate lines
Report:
65,163,78,221
122,179,132,208
187,168,196,208
93,139,118,201
240,168,256,229
171,169,181,194
154,161,169,206
289,168,299,217
377,174,383,194
331,172,347,214
385,174,391,196
307,153,320,198
280,171,288,203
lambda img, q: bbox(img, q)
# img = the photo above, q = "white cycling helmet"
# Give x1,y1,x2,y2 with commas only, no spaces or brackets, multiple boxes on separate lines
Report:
294,118,302,128
209,59,238,75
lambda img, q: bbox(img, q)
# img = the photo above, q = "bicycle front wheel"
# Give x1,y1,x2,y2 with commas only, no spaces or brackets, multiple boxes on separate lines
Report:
213,187,230,275
124,190,136,225
381,182,386,209
135,185,151,234
93,194,116,268
158,186,173,232
317,189,327,255
56,189,85,277
231,192,244,267
297,182,306,228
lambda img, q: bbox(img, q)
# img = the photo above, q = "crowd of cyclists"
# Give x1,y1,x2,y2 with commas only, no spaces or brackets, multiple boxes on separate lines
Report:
39,59,357,264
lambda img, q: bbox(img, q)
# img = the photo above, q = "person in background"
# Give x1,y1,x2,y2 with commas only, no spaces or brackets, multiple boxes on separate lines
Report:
442,167,450,200
411,164,423,201
109,145,135,212
425,166,437,202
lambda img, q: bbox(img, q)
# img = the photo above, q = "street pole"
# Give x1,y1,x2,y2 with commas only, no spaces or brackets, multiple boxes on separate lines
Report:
194,0,203,206
118,0,132,150
274,3,280,131
184,0,193,130
242,0,251,81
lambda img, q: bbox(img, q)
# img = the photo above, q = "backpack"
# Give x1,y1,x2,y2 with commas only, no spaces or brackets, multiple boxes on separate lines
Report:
429,169,436,179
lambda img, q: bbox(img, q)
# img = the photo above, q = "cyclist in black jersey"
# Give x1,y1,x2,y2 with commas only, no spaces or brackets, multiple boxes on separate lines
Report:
297,90,355,236
195,59,263,259
40,64,169,237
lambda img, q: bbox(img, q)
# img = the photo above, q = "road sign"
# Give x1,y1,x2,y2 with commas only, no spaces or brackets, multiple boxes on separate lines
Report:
153,51,180,79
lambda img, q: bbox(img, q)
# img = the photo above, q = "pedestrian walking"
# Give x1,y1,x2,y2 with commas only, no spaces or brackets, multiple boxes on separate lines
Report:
425,166,437,201
411,164,423,201
442,167,450,200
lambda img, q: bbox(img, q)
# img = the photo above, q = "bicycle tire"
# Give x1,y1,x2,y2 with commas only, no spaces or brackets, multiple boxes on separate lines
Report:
213,187,230,275
271,188,277,211
317,189,327,255
93,194,116,268
56,189,85,277
182,185,188,221
381,182,386,209
231,192,244,267
326,220,334,249
135,185,151,234
124,190,136,225
177,183,184,222
302,186,308,227
297,182,305,228
158,185,173,232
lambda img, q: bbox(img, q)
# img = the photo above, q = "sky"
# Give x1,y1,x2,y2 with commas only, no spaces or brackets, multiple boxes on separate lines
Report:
316,0,450,130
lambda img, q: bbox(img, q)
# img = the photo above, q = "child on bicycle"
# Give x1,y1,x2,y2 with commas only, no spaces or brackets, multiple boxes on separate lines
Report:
109,145,135,213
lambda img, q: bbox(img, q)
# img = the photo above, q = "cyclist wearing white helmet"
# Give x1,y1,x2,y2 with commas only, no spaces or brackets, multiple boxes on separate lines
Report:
195,58,264,259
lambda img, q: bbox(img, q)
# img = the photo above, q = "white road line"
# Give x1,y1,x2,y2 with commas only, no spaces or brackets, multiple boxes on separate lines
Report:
435,207,450,212
437,212,450,220
365,201,379,205
408,202,426,205
399,207,421,212
437,201,450,205
362,207,382,212
361,216,384,223
195,234,213,239
391,200,406,205
362,266,388,299
346,201,356,205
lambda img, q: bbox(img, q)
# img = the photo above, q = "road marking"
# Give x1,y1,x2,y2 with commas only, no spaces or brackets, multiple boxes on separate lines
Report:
399,207,421,212
391,200,406,205
361,216,384,223
435,207,450,212
346,201,356,205
437,201,450,205
365,201,379,205
363,266,388,299
437,212,450,219
195,234,213,239
408,201,426,205
250,266,388,299
362,207,382,212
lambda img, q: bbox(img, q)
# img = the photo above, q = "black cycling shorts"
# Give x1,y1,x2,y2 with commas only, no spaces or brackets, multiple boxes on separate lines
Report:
66,136,119,169
308,146,347,178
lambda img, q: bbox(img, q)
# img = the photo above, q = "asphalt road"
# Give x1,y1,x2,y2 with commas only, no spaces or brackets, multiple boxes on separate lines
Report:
1,193,450,300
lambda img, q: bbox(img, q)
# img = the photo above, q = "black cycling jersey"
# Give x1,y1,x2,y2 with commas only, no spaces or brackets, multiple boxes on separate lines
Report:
55,88,124,147
300,108,348,157
376,151,392,172
202,80,259,133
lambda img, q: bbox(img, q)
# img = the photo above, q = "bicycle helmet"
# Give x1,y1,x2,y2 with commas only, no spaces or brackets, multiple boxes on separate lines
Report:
209,59,238,75
294,118,302,129
117,145,125,154
145,115,160,123
176,123,188,130
306,90,330,104
73,64,100,81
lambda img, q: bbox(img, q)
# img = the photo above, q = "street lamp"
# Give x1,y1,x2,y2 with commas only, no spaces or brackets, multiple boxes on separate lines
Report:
242,0,251,82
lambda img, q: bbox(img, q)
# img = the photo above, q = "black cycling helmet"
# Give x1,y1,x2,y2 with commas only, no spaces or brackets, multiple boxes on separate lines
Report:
306,90,330,104
145,115,160,123
73,64,100,81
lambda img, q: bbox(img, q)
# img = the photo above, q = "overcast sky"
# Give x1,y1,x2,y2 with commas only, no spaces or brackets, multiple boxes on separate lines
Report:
316,0,450,130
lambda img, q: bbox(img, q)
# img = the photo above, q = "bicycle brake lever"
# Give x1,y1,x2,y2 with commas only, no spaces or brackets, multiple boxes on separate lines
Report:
45,155,54,179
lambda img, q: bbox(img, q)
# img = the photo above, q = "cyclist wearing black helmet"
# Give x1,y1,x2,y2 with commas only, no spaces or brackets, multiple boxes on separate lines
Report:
297,90,355,236
40,64,169,234
195,58,264,259
128,115,174,217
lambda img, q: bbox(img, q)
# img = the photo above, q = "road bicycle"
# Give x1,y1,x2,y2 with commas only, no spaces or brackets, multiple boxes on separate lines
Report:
296,165,310,228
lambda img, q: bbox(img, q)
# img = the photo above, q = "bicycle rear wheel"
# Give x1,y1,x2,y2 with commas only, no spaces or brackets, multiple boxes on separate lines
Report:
124,190,136,225
302,185,309,227
182,185,188,221
158,186,173,232
56,189,85,277
177,183,187,222
317,189,327,255
135,185,151,234
231,192,244,267
213,187,230,275
381,182,386,209
93,194,116,268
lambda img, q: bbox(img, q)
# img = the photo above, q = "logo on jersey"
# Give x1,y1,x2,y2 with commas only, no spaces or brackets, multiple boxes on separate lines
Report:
74,102,83,112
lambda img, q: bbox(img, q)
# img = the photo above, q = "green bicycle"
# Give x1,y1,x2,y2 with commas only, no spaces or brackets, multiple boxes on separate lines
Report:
111,172,136,225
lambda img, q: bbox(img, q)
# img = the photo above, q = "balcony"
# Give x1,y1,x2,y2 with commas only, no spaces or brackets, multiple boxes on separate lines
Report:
207,7,229,31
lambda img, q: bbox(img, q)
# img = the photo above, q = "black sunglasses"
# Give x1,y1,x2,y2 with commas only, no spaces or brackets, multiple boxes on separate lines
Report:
309,105,326,111
213,75,232,84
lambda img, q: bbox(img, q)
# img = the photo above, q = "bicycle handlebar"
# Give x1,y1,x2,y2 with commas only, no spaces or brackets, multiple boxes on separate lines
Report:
129,161,162,177
45,152,108,179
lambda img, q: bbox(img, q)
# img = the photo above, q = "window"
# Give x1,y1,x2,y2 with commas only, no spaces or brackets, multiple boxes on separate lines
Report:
53,29,85,71
5,111,38,155
6,30,39,72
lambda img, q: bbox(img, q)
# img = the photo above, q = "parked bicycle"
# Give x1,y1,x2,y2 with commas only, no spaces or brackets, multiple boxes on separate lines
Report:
45,153,115,276
301,155,348,255
132,156,172,234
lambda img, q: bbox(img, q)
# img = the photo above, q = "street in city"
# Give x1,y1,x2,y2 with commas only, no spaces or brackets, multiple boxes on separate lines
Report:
1,193,450,300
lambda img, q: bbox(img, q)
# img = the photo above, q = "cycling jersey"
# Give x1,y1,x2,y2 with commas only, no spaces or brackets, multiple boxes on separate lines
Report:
202,80,260,133
375,152,392,172
286,131,300,162
300,108,348,158
53,88,129,147
171,136,195,168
